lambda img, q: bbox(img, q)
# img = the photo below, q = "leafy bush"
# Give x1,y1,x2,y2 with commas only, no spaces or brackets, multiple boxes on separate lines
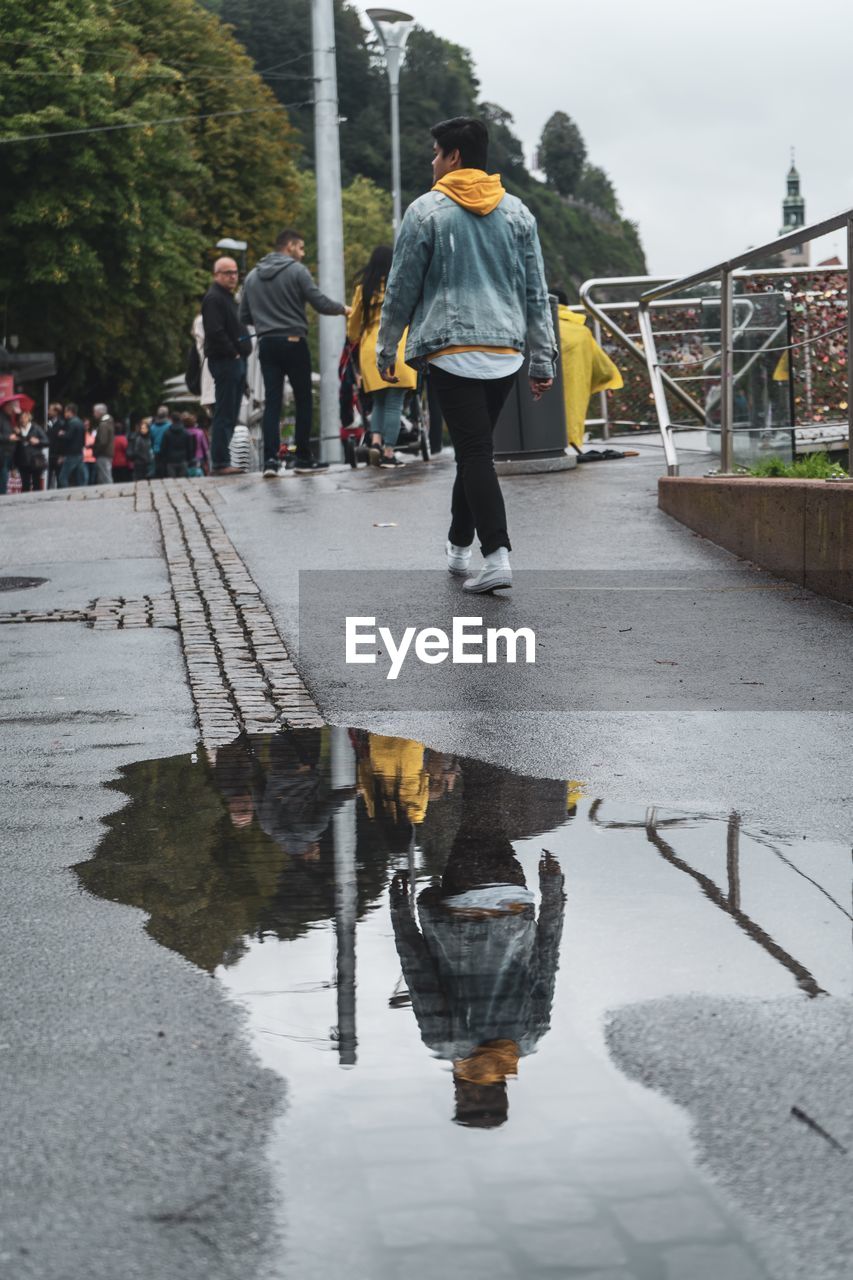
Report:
749,453,848,479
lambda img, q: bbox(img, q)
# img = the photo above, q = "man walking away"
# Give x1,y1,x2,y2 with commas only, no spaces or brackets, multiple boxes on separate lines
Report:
57,404,86,488
202,256,251,476
377,117,556,593
93,403,115,484
240,229,351,476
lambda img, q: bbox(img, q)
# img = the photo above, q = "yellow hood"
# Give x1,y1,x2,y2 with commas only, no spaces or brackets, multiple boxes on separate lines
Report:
453,1039,520,1085
433,168,506,216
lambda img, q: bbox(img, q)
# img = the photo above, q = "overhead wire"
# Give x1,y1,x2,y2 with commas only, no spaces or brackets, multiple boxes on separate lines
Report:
0,38,321,74
0,44,317,73
0,98,314,145
0,66,314,81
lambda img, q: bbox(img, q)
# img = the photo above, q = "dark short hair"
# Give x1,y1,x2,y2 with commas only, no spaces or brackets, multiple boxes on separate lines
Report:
65,402,78,414
431,117,489,170
275,228,304,250
551,285,569,306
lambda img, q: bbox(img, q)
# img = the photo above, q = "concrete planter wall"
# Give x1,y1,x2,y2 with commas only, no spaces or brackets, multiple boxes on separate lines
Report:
659,477,853,606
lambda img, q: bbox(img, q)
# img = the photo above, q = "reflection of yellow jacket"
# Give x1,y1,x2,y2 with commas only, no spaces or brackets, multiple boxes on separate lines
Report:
359,734,429,825
773,350,789,382
557,305,624,449
347,284,417,394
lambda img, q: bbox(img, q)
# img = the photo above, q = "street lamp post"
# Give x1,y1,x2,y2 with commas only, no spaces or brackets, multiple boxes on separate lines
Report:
366,9,414,238
312,0,347,462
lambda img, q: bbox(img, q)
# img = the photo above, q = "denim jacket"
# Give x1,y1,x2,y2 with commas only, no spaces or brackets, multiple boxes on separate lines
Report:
377,190,557,380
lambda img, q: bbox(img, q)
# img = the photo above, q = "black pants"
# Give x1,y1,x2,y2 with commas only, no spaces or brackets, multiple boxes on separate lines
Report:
430,366,515,555
425,369,444,454
208,355,246,469
19,468,44,492
259,335,313,462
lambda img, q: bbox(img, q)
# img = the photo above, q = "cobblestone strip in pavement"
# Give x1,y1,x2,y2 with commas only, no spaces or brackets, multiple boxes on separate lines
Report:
151,480,322,746
0,594,177,628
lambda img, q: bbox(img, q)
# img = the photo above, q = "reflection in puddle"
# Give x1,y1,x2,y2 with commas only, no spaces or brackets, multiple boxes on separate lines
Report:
78,728,851,1279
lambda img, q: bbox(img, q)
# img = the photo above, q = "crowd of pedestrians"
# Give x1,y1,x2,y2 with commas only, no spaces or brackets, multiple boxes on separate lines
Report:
0,395,216,494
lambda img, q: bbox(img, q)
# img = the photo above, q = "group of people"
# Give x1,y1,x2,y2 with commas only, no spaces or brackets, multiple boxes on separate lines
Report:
0,399,218,494
5,113,565,593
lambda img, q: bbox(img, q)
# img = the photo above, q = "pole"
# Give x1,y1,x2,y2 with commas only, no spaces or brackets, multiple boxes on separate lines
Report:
846,218,853,463
311,0,346,463
331,727,358,1066
593,317,610,440
387,49,403,237
720,269,734,472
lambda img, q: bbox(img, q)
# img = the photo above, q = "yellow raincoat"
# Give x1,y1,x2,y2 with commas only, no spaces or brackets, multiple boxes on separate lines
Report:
347,284,417,394
557,305,624,449
358,734,429,825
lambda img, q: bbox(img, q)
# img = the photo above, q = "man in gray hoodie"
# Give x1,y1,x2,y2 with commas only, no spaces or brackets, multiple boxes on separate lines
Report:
240,229,351,476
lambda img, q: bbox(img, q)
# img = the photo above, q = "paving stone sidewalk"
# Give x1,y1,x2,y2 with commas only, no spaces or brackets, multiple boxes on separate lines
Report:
0,477,323,747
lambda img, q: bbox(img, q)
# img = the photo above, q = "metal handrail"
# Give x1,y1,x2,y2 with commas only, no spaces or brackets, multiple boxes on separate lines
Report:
578,277,707,426
638,211,853,474
579,281,761,435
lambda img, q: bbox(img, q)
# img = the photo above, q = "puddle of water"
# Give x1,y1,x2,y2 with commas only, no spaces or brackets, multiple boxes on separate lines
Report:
0,575,47,591
77,728,852,1280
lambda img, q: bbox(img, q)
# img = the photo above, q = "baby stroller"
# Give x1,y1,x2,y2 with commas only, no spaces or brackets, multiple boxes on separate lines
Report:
339,341,431,468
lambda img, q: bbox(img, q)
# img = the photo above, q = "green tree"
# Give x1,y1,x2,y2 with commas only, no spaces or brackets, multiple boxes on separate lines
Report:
123,0,302,262
0,0,302,409
576,163,620,217
480,102,526,181
210,0,386,187
539,110,586,196
292,171,393,295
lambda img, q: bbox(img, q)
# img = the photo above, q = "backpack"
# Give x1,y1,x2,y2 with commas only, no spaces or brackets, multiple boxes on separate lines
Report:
185,341,202,396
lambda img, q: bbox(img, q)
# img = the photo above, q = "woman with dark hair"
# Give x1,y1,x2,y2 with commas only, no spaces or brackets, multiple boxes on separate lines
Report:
17,412,48,492
347,245,417,468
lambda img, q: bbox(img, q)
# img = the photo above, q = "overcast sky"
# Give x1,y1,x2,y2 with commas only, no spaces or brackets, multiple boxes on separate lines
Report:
354,0,852,275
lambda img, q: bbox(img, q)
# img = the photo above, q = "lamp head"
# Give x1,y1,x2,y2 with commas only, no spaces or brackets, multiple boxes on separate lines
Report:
366,8,414,58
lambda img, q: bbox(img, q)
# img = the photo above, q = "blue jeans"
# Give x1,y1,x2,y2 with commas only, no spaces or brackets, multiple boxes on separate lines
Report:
58,454,86,488
209,355,245,468
370,387,406,448
259,335,313,463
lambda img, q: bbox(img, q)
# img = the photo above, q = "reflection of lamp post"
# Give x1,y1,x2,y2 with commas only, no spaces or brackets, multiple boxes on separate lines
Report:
331,727,358,1066
366,8,415,238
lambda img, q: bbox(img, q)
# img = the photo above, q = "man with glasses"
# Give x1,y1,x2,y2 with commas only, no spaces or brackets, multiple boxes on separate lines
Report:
201,256,252,475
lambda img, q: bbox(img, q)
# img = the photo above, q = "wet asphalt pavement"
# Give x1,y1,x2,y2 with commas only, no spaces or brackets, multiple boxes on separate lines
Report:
1,452,851,1280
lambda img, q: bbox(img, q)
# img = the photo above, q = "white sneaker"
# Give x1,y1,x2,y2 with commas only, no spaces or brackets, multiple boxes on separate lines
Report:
446,541,472,576
463,547,512,593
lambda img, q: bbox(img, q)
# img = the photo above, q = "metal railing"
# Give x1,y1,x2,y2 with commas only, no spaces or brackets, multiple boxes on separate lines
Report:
638,211,853,474
577,282,775,439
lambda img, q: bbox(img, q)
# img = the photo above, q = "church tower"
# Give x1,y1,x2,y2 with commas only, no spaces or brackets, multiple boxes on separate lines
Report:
779,150,808,267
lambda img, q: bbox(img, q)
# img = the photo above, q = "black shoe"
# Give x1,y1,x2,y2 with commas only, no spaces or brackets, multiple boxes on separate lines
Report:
294,456,329,474
283,454,296,471
379,454,406,469
262,459,280,477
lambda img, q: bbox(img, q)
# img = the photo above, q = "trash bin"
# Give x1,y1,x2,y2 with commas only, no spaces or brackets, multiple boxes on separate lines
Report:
493,298,571,469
